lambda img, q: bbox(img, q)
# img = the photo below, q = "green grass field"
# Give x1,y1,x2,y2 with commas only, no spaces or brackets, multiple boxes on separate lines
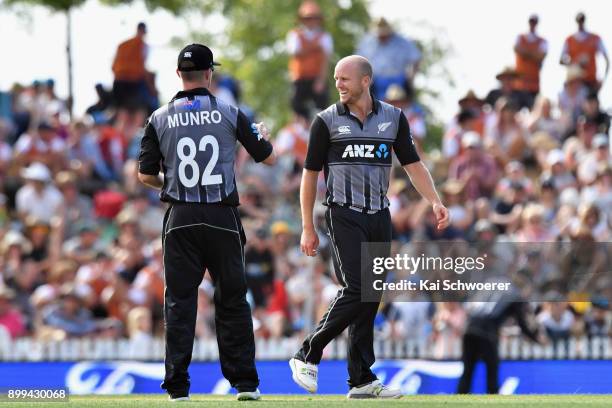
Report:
2,395,612,407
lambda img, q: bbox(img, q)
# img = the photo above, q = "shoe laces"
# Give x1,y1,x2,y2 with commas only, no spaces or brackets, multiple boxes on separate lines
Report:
372,382,388,395
300,367,317,379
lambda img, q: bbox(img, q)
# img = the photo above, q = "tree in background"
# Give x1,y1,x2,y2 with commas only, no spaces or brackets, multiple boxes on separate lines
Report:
192,0,369,129
184,1,453,151
3,0,191,117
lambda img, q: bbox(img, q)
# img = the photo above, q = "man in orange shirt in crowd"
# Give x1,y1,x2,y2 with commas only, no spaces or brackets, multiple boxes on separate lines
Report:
514,14,548,109
286,1,333,118
112,22,156,116
560,12,609,92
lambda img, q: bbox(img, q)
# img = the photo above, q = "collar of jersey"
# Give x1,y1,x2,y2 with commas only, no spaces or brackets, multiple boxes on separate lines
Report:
336,96,380,116
171,87,212,102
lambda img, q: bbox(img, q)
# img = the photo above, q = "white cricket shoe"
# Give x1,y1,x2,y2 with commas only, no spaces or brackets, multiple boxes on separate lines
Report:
289,358,318,393
168,395,190,402
236,388,261,401
347,380,402,399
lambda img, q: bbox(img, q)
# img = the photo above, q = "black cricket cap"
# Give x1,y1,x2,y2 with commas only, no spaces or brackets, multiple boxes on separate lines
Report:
177,44,221,72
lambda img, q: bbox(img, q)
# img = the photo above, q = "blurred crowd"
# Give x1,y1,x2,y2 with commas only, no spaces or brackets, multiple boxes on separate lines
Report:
0,3,610,359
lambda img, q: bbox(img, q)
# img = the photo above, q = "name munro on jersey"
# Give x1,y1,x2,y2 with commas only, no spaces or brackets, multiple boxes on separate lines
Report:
168,110,222,128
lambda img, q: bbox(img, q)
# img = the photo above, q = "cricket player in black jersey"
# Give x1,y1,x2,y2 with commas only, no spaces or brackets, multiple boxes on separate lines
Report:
138,43,276,401
290,55,450,398
457,292,544,394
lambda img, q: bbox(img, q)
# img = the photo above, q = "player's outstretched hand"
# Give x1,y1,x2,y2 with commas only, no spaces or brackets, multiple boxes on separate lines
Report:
433,202,450,230
301,226,319,257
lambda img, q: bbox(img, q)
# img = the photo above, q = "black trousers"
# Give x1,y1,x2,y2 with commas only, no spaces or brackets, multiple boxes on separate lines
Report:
160,202,259,395
295,205,391,388
457,333,499,394
291,78,328,118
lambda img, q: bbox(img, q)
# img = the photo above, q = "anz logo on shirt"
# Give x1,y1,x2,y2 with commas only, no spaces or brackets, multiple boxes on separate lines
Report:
342,143,389,159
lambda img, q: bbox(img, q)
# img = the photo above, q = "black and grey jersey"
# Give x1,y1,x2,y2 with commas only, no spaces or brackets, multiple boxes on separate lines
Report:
138,88,272,205
466,292,539,342
304,99,419,213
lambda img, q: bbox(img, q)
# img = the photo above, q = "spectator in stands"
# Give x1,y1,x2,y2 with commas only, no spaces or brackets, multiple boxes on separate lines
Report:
579,92,610,137
13,121,66,170
112,208,146,285
583,298,612,338
55,171,94,238
269,221,297,280
41,79,68,119
0,286,25,339
5,256,42,331
356,17,421,99
496,161,535,198
490,182,526,235
385,84,426,157
457,90,486,135
449,132,499,200
41,285,98,338
514,14,548,109
127,306,153,359
559,66,589,138
588,165,612,214
570,202,609,242
537,299,576,342
132,239,164,314
209,75,238,107
237,184,269,226
15,162,63,224
24,216,51,263
440,180,474,234
577,134,610,186
0,194,8,230
93,119,124,182
85,84,113,120
275,112,310,168
66,120,115,182
195,280,215,340
286,1,332,118
560,12,609,92
431,302,466,359
541,149,577,192
111,22,152,116
0,231,31,282
261,276,291,339
485,98,528,165
7,84,30,142
384,298,431,345
126,192,164,240
526,97,564,141
514,203,556,242
63,221,102,264
0,121,13,182
245,228,275,310
485,67,524,109
286,256,337,333
30,260,81,311
443,110,479,160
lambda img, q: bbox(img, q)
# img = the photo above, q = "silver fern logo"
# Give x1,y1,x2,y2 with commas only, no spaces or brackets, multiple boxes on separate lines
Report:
377,122,392,133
